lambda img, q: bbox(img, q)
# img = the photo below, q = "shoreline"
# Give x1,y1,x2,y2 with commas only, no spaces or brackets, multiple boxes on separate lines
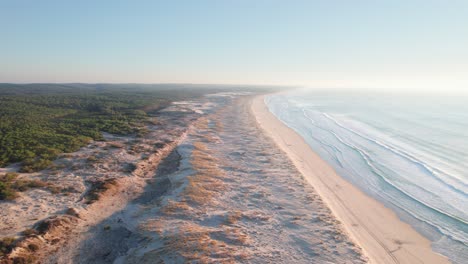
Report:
251,94,450,264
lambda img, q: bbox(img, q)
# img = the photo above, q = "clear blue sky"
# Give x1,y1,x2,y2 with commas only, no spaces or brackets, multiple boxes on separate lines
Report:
1,0,467,92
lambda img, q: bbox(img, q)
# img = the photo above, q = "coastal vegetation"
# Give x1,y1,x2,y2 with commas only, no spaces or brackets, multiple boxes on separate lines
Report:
0,83,226,172
0,172,51,201
0,237,15,257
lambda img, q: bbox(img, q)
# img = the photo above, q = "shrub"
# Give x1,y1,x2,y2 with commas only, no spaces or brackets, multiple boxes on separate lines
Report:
0,173,49,200
0,173,20,200
65,208,80,218
22,229,38,237
47,185,61,194
86,155,98,163
0,173,19,182
20,158,53,173
124,163,137,173
61,186,78,193
26,180,47,188
136,127,149,137
0,237,16,256
12,255,36,263
27,243,39,252
0,182,18,201
109,142,124,148
11,180,47,192
84,179,117,204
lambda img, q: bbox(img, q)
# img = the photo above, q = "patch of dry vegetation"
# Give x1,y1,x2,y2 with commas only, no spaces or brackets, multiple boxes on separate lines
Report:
34,215,79,236
160,223,249,263
0,215,80,263
0,237,15,258
184,142,226,206
194,117,209,130
224,211,243,225
0,173,60,201
222,227,250,245
139,133,252,262
84,178,118,204
86,155,99,163
108,142,125,149
242,210,271,222
212,115,225,133
160,200,191,216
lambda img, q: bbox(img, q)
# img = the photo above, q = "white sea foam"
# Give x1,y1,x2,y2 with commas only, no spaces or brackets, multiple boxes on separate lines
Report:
266,91,468,263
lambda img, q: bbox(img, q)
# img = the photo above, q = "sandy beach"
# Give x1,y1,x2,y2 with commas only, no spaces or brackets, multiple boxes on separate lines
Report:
251,95,450,264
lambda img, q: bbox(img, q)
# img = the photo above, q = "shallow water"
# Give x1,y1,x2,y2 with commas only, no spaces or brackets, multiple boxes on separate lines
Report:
266,90,468,263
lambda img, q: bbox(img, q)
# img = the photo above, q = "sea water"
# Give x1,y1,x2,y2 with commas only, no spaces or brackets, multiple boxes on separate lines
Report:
266,90,468,263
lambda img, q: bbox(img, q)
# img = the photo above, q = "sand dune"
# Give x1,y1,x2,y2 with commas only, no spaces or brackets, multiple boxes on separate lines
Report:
54,94,367,263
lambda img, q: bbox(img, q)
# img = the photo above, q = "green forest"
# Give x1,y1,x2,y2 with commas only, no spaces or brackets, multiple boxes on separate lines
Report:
0,83,229,172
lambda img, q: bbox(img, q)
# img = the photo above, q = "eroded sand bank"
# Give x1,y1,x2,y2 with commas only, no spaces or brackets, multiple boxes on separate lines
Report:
251,95,449,264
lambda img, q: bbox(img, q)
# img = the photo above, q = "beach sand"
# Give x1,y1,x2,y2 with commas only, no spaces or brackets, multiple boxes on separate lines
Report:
251,95,450,264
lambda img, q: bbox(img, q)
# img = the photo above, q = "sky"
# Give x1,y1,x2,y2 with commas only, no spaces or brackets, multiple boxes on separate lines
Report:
1,0,467,92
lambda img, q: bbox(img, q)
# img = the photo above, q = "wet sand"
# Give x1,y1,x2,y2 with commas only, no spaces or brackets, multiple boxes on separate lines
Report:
251,95,450,264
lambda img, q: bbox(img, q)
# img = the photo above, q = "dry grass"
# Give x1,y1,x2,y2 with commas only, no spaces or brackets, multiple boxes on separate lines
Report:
160,200,191,215
1,173,54,201
210,114,225,133
21,228,38,237
84,178,118,204
184,175,224,205
160,223,247,263
108,142,125,148
224,211,243,225
141,125,251,263
194,118,209,130
223,227,250,245
0,237,16,257
183,141,226,206
242,210,271,222
192,141,208,152
140,218,166,235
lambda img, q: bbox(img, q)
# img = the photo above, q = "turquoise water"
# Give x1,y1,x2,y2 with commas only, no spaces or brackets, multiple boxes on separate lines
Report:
266,90,468,263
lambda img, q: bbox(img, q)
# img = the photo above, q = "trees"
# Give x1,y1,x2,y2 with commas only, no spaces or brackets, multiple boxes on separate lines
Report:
0,85,174,171
0,83,246,172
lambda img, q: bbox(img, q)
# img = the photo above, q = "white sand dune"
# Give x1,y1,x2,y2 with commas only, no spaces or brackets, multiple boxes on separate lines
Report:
61,94,367,263
251,95,450,264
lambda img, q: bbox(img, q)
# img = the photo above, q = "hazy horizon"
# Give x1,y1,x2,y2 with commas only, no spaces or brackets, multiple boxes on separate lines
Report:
1,1,467,93
2,82,467,96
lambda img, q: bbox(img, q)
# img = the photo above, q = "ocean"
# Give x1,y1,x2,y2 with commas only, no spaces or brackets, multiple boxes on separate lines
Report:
265,90,468,263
